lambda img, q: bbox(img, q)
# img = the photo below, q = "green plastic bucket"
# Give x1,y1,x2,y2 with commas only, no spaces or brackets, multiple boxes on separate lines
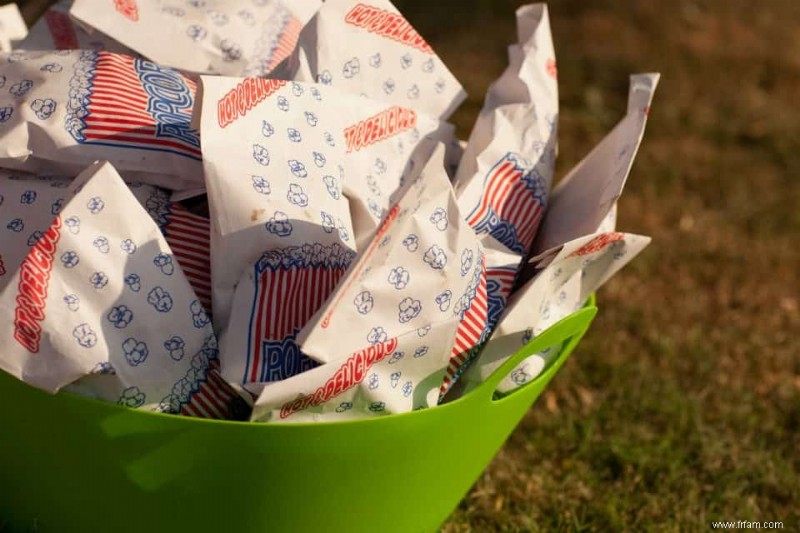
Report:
0,299,596,533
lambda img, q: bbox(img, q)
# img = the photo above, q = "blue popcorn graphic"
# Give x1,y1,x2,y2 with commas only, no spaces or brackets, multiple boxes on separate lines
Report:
287,127,302,142
288,160,307,178
124,273,141,292
417,325,431,337
186,24,207,41
366,175,380,196
0,75,5,88
398,297,422,324
414,346,428,358
423,245,447,270
430,208,448,231
422,58,435,73
435,79,446,93
90,272,109,289
460,249,474,276
521,328,533,345
26,231,43,246
190,300,210,328
336,402,353,413
123,337,149,366
401,54,413,69
305,112,318,127
277,96,289,111
266,211,293,237
220,39,242,61
9,80,33,97
379,234,392,248
153,253,174,275
388,266,410,290
368,199,383,219
311,87,322,101
261,120,274,137
559,290,567,302
510,367,531,386
324,131,335,146
337,219,349,241
407,84,420,100
342,57,360,78
187,0,206,7
252,175,271,195
390,372,401,388
39,63,64,73
402,234,419,252
207,10,227,24
323,175,340,199
6,218,24,232
317,70,333,85
253,144,270,166
0,105,12,122
64,216,80,234
147,286,173,313
354,291,374,315
435,290,452,311
51,198,63,214
367,326,388,345
313,152,326,168
369,53,382,68
87,196,105,214
92,236,110,254
60,251,79,268
389,351,404,364
164,335,186,361
64,294,80,311
368,373,379,390
383,78,396,95
402,381,413,398
118,386,146,408
368,402,385,413
321,211,335,233
93,361,113,374
120,239,137,254
374,158,387,175
20,190,37,204
72,323,97,348
107,305,133,329
291,82,304,97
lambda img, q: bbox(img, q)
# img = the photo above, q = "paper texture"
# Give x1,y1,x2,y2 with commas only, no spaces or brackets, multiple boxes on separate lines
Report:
71,0,320,76
0,3,27,51
0,161,242,416
271,0,466,120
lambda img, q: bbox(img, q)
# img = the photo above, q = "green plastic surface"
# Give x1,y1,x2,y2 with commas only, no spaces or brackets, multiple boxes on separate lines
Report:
0,299,596,533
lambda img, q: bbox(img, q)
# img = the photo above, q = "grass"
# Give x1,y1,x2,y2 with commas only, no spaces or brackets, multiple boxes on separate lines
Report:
13,0,799,530
392,0,800,530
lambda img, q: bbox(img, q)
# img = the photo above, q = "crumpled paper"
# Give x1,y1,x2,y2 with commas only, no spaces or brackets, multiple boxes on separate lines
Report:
71,0,320,76
271,0,466,120
0,160,242,417
0,3,27,52
0,49,202,190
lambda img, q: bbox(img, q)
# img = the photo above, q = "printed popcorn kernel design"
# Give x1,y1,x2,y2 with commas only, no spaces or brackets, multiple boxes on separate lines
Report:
60,250,79,268
90,271,109,289
107,305,133,329
252,175,271,195
164,336,186,361
435,290,452,311
0,105,13,122
354,291,374,315
63,294,80,312
253,144,270,166
153,253,174,275
124,273,141,292
287,184,308,207
430,207,448,231
266,211,293,237
92,236,110,253
190,300,210,328
423,244,447,270
388,266,410,290
398,297,422,323
118,386,146,408
147,286,173,313
30,99,57,120
72,323,97,348
9,79,33,97
367,326,388,345
123,337,149,366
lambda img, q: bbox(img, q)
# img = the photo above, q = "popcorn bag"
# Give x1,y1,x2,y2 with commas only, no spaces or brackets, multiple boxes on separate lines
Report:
0,49,201,190
70,0,320,76
0,2,660,531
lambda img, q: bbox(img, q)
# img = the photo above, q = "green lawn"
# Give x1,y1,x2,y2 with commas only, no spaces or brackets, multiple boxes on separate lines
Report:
393,0,799,530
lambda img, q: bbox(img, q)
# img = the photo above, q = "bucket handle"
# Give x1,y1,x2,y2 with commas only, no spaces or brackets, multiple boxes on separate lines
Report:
474,303,598,401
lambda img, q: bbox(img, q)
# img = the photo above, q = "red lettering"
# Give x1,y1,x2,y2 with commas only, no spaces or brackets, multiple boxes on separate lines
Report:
343,3,434,54
216,79,287,128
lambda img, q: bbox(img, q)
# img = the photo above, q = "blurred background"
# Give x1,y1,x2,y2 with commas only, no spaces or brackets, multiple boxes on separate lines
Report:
9,0,800,530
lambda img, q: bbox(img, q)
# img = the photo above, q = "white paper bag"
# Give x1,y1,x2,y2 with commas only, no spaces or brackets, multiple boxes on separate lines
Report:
0,50,202,190
71,0,320,76
271,0,466,120
0,161,237,416
0,3,27,52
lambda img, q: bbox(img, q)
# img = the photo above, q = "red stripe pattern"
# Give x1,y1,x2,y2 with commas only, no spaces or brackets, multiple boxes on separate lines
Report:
244,245,356,384
441,258,489,394
65,51,201,160
181,359,245,420
465,153,547,255
44,10,79,49
267,16,303,72
161,204,212,312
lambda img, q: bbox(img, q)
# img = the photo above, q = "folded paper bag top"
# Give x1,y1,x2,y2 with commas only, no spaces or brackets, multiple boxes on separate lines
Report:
0,160,227,416
70,0,320,76
271,0,466,120
0,49,202,190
